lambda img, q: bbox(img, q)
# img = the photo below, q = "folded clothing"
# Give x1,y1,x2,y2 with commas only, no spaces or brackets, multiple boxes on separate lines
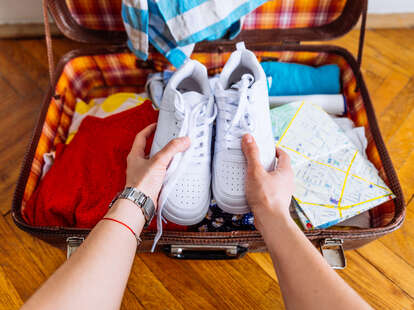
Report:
261,62,341,96
24,100,181,230
190,201,255,232
122,0,266,67
269,94,346,116
67,92,151,144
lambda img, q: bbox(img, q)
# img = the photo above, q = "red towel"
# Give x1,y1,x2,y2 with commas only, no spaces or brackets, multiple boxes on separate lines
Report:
25,100,186,232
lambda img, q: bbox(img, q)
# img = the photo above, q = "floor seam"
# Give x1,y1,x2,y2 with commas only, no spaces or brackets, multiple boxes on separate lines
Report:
354,250,414,300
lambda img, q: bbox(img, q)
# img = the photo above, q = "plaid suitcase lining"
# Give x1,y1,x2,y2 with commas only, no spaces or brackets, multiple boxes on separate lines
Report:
65,0,347,31
21,50,396,229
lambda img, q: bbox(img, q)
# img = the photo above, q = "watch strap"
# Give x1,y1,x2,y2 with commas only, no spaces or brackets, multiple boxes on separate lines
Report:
109,187,155,227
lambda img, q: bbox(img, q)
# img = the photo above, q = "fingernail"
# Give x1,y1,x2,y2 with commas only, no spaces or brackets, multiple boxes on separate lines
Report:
245,134,253,144
181,136,191,146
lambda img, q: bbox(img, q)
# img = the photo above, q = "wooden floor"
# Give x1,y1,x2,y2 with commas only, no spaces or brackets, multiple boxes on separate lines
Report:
0,29,413,309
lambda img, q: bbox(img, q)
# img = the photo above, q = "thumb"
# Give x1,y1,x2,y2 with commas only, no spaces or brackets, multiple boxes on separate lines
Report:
152,136,191,167
242,134,263,171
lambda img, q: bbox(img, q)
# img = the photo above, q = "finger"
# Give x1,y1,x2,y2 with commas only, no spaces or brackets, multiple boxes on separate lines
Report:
152,136,191,167
130,123,157,158
242,134,263,171
274,147,292,173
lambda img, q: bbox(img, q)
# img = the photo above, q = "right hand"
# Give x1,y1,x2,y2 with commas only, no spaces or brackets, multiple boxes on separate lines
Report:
241,134,295,232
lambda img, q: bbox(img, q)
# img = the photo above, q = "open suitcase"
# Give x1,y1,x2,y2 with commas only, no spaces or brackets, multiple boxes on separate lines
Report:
12,0,405,267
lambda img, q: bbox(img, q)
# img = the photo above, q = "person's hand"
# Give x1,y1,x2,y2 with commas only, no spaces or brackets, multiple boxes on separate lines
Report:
126,123,190,209
241,134,295,232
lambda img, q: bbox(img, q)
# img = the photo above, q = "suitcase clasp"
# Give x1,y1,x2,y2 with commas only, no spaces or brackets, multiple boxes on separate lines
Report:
320,238,346,269
166,244,248,260
66,236,85,259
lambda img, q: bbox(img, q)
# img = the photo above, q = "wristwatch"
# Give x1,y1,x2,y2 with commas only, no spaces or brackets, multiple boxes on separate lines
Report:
109,187,156,227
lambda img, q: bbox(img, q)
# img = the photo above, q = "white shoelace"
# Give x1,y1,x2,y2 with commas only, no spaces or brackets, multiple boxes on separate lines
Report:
218,74,255,151
151,91,217,251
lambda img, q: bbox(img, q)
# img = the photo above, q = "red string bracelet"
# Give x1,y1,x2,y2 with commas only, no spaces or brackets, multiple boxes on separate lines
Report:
101,217,142,245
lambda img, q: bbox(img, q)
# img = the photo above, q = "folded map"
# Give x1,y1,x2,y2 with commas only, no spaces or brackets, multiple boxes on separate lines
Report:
270,101,395,229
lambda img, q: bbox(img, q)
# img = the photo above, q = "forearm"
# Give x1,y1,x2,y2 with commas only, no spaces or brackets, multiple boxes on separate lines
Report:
260,213,372,310
23,199,144,310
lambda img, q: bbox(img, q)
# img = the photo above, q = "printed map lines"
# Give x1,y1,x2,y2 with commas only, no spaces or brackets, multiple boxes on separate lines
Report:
274,102,393,219
337,150,358,217
276,101,305,147
295,193,393,211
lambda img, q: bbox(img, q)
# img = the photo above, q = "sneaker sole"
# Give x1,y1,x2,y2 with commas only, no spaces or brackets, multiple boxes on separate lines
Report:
212,179,250,214
162,200,210,226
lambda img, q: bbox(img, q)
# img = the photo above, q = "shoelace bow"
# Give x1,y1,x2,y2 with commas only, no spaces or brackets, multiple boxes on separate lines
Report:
151,92,217,251
221,74,255,150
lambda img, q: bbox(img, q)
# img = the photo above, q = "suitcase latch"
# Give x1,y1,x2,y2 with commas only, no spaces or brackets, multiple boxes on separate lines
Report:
66,236,84,259
320,238,346,269
166,244,248,260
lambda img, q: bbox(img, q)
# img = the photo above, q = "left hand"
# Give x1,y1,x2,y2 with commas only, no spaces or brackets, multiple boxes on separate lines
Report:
126,123,190,209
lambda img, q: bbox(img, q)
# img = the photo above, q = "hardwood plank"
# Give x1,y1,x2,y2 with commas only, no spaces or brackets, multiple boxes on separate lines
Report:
357,240,414,299
0,75,18,103
337,251,414,309
17,38,86,69
16,39,51,73
0,40,50,92
384,107,414,195
0,265,23,310
223,255,284,308
248,252,277,282
4,214,66,278
370,70,411,116
340,30,413,77
386,104,414,199
0,215,47,302
0,97,40,214
121,288,145,310
378,77,414,142
140,252,285,309
362,70,385,95
362,31,414,76
374,29,414,53
395,151,414,201
127,256,184,310
139,253,241,309
0,50,41,97
380,201,414,266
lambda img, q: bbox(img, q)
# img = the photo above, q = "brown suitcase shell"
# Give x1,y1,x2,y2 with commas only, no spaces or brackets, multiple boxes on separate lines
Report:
12,0,405,261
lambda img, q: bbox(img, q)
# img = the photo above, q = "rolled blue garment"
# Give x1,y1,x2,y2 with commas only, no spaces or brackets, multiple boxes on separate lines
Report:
261,62,341,96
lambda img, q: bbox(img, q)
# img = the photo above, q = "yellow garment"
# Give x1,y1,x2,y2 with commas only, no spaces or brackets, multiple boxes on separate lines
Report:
67,93,149,144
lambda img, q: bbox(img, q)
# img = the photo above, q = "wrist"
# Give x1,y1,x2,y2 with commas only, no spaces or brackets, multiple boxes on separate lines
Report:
106,199,145,234
254,207,294,237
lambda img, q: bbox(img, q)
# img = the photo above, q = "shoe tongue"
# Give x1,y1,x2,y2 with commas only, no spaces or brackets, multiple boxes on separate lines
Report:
230,73,254,90
181,91,206,108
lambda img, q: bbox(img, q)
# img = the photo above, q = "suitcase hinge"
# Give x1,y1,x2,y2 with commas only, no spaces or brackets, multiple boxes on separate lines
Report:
66,236,84,259
320,238,346,269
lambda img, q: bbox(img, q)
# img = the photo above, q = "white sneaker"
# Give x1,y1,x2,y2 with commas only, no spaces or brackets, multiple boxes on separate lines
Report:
213,42,275,214
150,60,216,233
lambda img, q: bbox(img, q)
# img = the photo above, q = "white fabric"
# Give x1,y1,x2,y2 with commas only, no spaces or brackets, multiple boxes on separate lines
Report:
269,94,346,115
